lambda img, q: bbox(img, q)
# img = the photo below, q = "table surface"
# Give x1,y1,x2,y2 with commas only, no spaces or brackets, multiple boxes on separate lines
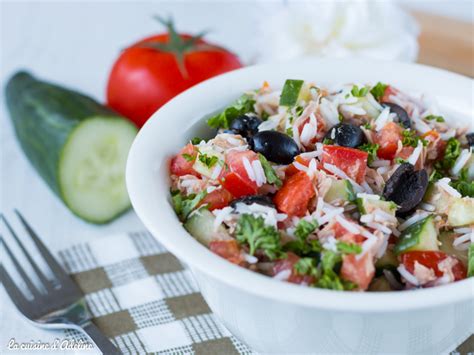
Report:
1,2,472,354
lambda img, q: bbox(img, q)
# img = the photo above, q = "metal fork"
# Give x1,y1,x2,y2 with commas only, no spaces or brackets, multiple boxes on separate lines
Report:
0,211,120,354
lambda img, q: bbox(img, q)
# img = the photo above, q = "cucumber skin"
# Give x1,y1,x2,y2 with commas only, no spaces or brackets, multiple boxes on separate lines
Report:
5,71,134,223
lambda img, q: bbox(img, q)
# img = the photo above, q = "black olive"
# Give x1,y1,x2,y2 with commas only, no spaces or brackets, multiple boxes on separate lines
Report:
230,195,275,208
383,163,429,216
229,114,262,138
382,102,411,129
466,132,474,147
324,123,367,148
249,131,300,164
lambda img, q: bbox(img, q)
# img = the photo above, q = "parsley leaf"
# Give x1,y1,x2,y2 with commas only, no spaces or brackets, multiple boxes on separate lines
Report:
171,190,207,221
235,214,284,260
313,251,357,290
294,257,318,277
450,168,474,197
191,137,205,145
323,138,333,145
402,130,427,148
434,137,461,171
207,93,256,129
286,127,294,137
337,241,362,254
425,115,445,123
359,143,379,164
468,243,474,277
395,157,407,164
198,153,219,168
370,82,388,101
182,153,195,162
351,85,369,98
362,122,373,130
258,154,282,187
295,219,318,240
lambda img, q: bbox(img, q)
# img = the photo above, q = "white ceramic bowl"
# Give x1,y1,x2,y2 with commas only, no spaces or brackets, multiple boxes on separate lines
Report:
127,58,474,354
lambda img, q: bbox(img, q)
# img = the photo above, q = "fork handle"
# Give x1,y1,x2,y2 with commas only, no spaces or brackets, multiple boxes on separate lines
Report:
82,322,121,354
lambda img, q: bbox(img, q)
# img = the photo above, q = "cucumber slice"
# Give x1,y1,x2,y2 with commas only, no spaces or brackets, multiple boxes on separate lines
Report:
59,118,136,223
438,232,468,267
192,147,224,178
324,180,356,203
394,215,439,255
279,79,304,106
423,182,454,215
447,197,474,227
468,244,474,277
184,208,226,246
356,196,397,215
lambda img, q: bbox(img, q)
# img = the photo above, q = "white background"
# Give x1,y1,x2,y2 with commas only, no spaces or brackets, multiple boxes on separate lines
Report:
1,0,472,353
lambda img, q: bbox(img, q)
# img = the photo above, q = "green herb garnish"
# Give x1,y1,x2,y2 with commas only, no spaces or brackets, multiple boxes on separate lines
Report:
207,93,256,129
284,220,321,257
395,157,407,164
286,127,294,137
370,82,388,101
359,143,379,164
295,219,318,240
402,130,427,148
191,137,205,145
294,257,318,277
337,242,362,255
351,85,369,98
314,251,356,290
198,153,219,168
258,154,282,187
182,153,195,162
434,137,461,171
450,168,474,197
235,214,284,260
425,115,445,123
171,190,207,221
323,138,333,145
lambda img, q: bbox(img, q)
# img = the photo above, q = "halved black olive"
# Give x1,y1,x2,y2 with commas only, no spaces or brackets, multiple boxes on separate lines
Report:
229,114,262,138
249,131,300,164
383,163,429,216
230,195,275,208
324,123,367,148
382,102,411,129
466,132,474,147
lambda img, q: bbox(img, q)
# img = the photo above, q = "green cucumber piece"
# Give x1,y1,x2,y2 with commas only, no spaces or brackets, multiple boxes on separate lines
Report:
279,79,304,106
447,197,474,227
5,71,137,224
468,244,474,277
438,231,468,267
324,180,355,203
394,215,439,255
184,208,226,246
423,182,454,215
356,196,397,215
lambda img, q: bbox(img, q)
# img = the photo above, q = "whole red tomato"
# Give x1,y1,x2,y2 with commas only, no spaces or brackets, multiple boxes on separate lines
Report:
107,18,242,127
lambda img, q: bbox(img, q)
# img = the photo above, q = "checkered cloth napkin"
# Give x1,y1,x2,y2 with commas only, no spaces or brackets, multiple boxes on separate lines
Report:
57,232,473,355
56,231,254,355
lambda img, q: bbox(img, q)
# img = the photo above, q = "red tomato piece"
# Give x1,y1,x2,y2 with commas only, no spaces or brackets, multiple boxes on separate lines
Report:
170,143,198,176
274,171,315,217
297,113,327,144
199,188,233,211
273,252,315,285
321,145,368,184
380,85,400,103
209,240,244,265
107,27,242,127
401,251,467,281
331,221,365,244
373,122,403,160
220,150,259,198
341,252,375,291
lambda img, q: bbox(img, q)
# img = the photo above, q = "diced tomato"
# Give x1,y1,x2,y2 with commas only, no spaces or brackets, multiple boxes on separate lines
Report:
170,143,199,176
199,188,233,211
401,251,467,281
285,155,311,177
373,122,403,160
341,252,375,291
380,85,399,103
273,252,315,285
395,146,414,160
220,150,259,198
422,130,446,160
274,171,315,217
332,221,365,244
297,113,327,144
209,240,244,265
321,145,368,184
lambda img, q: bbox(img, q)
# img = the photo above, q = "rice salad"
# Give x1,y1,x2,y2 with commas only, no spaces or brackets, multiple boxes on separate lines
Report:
169,79,474,292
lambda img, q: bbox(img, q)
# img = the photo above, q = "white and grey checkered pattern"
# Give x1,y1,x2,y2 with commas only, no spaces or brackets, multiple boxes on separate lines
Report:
57,232,255,355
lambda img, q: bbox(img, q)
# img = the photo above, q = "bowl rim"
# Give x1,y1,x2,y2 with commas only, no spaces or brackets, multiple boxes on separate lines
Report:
127,57,474,312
